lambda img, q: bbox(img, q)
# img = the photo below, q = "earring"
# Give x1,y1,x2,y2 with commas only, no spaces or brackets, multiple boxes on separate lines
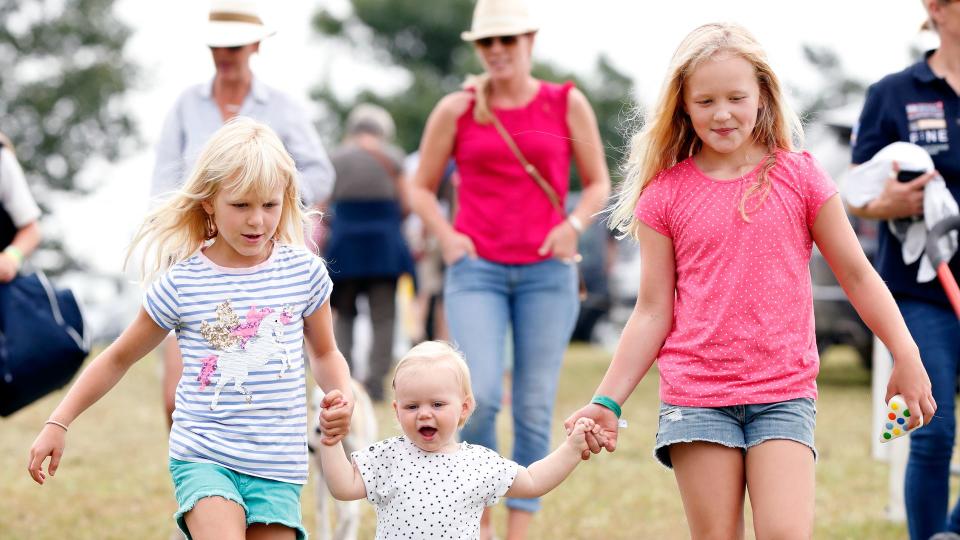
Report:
206,215,218,239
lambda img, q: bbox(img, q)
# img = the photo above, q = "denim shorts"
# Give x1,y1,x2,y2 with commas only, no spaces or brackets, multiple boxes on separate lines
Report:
168,458,306,540
654,397,818,469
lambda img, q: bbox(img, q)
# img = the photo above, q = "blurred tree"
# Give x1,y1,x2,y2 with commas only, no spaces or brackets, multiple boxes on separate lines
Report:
797,45,867,120
311,0,634,185
0,0,138,271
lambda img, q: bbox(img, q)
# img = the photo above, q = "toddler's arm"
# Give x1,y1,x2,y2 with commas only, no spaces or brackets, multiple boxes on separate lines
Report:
27,308,170,484
506,418,595,499
318,441,368,501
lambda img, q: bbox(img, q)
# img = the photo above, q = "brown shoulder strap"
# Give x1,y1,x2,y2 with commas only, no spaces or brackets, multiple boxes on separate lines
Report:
361,145,401,179
488,112,565,215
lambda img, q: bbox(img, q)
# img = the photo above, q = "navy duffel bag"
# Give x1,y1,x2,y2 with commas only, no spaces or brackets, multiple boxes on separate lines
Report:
0,269,89,416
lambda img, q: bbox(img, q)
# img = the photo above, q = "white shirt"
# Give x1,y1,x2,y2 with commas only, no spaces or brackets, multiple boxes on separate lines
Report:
151,77,335,205
0,148,40,227
353,436,519,539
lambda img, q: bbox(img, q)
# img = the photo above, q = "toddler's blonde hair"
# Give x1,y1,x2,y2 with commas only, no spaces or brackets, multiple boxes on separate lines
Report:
392,341,475,427
126,117,315,282
609,22,803,238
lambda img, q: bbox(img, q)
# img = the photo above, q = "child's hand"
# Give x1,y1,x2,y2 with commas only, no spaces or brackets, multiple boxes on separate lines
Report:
27,424,67,485
319,389,354,445
566,417,597,456
886,355,936,430
564,403,619,460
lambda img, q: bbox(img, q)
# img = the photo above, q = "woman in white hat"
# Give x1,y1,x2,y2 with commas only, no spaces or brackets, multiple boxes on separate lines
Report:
409,0,611,537
151,0,336,437
849,2,959,539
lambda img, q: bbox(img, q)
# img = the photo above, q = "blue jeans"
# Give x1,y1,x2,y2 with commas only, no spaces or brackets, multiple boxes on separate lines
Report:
900,299,960,540
444,256,579,513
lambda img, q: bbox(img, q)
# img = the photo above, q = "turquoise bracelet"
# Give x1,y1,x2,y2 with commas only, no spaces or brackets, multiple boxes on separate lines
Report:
591,395,622,418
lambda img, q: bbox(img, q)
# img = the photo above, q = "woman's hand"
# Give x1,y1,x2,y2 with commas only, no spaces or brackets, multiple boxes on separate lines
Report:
564,403,619,460
439,231,477,265
538,220,580,261
27,425,67,485
0,252,18,283
860,165,936,220
319,389,356,445
886,355,936,431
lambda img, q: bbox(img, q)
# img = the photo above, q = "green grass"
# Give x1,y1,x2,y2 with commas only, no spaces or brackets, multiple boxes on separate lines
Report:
0,344,931,539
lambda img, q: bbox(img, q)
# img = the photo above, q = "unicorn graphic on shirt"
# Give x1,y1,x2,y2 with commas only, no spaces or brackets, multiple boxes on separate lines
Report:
197,300,294,410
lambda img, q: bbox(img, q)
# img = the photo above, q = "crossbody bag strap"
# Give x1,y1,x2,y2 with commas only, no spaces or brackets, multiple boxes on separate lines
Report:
488,112,565,216
360,145,401,180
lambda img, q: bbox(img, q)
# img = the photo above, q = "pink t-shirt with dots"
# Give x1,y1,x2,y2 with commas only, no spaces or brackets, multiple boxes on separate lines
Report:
635,150,837,407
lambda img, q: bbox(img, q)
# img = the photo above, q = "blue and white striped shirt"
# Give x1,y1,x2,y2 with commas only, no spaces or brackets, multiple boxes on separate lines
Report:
144,244,332,484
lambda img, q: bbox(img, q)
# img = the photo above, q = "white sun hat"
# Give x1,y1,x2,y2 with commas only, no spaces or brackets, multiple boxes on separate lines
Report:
460,0,539,42
205,0,276,48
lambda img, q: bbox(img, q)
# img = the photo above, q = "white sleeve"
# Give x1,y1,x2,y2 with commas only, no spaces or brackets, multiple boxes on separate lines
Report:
279,98,335,206
0,148,41,227
351,437,397,506
151,100,187,199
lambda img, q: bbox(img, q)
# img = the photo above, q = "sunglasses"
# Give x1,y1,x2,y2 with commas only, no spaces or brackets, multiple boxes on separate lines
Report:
475,35,520,48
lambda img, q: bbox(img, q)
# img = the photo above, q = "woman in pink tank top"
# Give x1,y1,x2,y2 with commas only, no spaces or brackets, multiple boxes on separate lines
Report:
409,0,610,537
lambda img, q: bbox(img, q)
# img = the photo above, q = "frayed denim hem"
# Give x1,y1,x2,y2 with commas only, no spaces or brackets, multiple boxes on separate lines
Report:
173,491,247,540
246,516,308,540
745,435,819,462
653,437,745,470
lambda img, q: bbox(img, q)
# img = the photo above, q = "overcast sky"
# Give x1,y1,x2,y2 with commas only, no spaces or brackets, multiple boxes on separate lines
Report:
58,0,937,277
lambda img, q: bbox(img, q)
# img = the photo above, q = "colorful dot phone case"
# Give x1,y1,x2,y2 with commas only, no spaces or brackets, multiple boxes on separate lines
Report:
880,394,921,443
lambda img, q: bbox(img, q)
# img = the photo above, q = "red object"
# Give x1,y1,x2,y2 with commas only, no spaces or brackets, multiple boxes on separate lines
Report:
936,262,960,319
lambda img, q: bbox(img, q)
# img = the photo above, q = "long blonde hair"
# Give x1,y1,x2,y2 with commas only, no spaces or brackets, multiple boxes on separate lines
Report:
126,117,314,282
610,23,803,238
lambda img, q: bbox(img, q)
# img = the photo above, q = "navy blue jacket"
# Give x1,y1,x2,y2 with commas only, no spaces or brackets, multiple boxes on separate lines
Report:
852,51,960,306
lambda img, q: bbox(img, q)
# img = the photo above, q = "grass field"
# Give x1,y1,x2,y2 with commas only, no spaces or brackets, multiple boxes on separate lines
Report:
0,343,942,539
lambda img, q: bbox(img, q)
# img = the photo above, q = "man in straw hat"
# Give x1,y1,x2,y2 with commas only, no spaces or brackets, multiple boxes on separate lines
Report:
410,0,611,538
151,0,336,443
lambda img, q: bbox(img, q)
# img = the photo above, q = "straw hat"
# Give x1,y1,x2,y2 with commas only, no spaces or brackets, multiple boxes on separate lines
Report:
206,0,276,48
460,0,539,42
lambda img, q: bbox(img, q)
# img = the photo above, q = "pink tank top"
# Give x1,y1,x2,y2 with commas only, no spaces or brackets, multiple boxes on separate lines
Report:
453,81,574,264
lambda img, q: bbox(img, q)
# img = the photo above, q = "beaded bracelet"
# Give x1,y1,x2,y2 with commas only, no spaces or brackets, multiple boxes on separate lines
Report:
591,395,622,419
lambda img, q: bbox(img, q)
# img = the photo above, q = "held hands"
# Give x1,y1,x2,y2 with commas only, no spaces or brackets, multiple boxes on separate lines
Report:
27,424,68,485
886,354,936,431
318,389,355,445
439,231,477,266
538,220,580,262
564,403,619,460
565,417,600,456
866,163,937,220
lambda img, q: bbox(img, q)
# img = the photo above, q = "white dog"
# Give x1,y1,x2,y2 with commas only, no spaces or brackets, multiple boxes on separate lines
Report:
309,381,378,540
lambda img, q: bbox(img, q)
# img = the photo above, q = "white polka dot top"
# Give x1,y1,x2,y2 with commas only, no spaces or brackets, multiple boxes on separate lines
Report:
353,436,520,539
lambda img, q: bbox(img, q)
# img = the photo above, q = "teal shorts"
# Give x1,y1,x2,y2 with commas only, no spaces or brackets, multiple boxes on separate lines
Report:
168,458,306,540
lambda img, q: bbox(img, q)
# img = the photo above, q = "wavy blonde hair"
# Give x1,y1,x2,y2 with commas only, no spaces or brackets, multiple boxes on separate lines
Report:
610,23,803,238
392,340,475,427
126,117,315,282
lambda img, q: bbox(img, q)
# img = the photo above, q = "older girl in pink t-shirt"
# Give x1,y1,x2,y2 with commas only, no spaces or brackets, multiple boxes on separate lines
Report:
566,23,935,538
